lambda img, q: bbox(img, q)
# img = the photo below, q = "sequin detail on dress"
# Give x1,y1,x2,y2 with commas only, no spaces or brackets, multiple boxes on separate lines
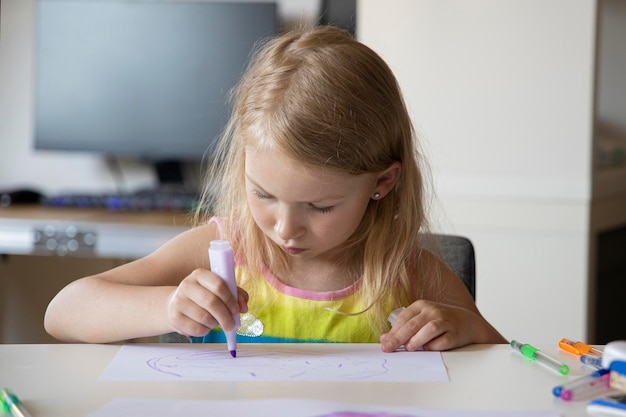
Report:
236,312,264,337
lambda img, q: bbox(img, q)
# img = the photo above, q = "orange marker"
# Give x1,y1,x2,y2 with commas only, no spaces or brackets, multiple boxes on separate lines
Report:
559,337,604,357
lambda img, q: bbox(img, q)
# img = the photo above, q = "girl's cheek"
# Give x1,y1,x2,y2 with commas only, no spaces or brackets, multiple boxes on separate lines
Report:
249,202,273,229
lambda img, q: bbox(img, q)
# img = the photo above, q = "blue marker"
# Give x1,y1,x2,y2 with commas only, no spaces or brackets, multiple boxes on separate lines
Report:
588,393,626,415
581,353,603,369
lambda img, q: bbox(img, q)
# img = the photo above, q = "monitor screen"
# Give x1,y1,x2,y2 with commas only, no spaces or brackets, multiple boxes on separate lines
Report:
33,0,277,162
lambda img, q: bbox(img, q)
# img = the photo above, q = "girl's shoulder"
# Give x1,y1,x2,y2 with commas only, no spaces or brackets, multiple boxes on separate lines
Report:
148,221,221,269
172,219,221,244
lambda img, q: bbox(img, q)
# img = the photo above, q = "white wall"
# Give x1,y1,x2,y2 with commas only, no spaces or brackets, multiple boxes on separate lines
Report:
0,0,321,194
358,0,595,201
358,0,597,343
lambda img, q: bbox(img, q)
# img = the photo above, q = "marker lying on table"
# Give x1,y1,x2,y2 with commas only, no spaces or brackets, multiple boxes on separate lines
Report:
1,388,33,417
588,393,626,417
581,353,603,369
510,340,570,375
559,337,604,357
209,240,239,358
552,368,611,401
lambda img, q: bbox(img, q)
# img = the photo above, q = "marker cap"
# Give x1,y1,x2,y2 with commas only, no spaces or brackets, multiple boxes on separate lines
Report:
387,307,405,326
602,341,626,369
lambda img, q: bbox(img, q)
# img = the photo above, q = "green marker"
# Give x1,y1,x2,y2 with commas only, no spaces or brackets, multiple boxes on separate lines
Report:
0,388,33,417
511,340,570,375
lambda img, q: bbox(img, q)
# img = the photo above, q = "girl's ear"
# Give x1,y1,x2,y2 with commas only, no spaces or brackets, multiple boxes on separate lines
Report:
373,161,402,199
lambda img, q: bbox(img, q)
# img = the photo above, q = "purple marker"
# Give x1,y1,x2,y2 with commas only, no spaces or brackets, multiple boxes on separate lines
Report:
209,240,239,358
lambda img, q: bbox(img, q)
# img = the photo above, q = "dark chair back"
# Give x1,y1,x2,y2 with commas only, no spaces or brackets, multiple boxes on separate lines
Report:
429,234,476,299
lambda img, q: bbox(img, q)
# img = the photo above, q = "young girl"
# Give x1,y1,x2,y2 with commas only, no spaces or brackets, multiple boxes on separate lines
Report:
44,25,506,351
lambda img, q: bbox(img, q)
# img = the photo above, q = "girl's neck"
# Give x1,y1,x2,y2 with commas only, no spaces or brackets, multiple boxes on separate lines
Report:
274,257,361,292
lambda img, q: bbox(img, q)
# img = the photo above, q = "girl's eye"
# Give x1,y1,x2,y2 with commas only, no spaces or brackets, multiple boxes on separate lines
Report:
309,204,334,214
252,189,333,213
252,190,271,200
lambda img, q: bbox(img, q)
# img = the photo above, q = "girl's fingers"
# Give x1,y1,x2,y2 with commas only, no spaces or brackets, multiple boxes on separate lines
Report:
168,269,246,335
380,301,464,352
404,319,448,351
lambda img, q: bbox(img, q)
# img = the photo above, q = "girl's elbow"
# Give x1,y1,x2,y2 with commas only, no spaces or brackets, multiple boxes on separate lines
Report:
43,302,66,341
43,298,79,342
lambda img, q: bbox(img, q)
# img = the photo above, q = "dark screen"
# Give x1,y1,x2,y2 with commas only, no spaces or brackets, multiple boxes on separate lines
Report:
34,0,277,162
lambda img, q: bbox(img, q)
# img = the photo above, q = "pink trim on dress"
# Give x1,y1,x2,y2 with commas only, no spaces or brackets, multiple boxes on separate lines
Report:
262,268,361,301
208,217,224,237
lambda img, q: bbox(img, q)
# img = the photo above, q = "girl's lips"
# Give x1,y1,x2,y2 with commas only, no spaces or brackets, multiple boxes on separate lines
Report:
280,246,304,255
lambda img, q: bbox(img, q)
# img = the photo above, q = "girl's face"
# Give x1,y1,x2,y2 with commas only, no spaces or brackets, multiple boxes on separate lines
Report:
245,146,376,261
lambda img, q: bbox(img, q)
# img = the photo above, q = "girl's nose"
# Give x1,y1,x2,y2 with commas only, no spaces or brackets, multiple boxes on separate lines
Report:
274,206,304,241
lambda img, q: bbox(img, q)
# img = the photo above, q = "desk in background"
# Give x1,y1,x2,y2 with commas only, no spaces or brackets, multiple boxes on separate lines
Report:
0,205,191,259
0,343,594,417
0,206,191,343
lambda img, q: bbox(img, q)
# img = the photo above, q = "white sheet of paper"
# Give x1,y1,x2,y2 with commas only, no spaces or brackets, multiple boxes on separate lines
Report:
86,397,561,417
99,344,449,382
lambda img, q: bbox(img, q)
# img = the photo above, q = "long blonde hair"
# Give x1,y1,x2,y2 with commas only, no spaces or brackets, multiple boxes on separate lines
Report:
197,25,434,334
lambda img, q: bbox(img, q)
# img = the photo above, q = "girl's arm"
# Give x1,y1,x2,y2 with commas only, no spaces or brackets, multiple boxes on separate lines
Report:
380,250,507,352
44,224,247,343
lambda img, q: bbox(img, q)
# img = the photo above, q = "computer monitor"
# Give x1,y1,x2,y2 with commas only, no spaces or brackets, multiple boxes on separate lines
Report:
319,0,356,35
33,0,277,185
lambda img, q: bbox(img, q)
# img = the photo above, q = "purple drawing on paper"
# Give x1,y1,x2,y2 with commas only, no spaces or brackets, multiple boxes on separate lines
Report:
145,347,390,381
314,413,421,417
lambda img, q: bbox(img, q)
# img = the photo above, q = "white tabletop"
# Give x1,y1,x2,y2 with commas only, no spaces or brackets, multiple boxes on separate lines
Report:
0,343,598,416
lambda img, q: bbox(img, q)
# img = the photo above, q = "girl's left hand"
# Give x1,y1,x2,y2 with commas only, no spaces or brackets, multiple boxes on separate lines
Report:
379,299,497,352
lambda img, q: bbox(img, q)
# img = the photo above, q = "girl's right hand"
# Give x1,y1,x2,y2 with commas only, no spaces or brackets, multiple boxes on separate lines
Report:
166,268,249,337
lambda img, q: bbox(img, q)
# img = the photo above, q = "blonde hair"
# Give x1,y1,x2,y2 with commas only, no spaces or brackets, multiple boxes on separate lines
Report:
197,25,435,334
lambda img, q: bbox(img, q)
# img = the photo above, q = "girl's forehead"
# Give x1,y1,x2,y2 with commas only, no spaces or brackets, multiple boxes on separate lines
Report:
244,146,373,198
244,145,336,179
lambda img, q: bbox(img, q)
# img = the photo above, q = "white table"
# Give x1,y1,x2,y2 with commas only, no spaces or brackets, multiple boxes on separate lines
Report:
0,343,600,416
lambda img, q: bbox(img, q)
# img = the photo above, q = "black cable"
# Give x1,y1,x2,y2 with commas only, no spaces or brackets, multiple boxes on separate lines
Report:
104,157,128,194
